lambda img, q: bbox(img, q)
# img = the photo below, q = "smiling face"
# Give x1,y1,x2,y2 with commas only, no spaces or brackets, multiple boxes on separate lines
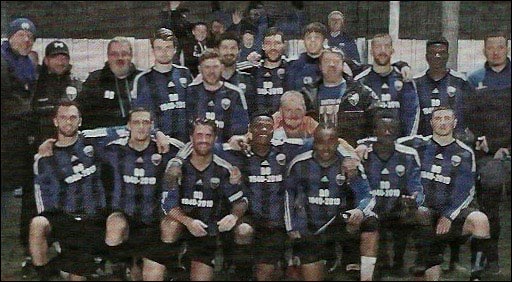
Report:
250,116,274,146
192,124,216,156
9,30,35,56
54,105,81,138
371,35,394,66
313,127,338,163
199,57,223,86
218,39,239,67
262,34,284,62
45,53,70,75
426,43,449,71
108,41,132,78
127,110,152,143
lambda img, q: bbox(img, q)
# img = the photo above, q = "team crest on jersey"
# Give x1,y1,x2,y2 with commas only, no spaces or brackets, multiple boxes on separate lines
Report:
151,154,162,166
394,80,403,91
395,165,405,177
451,155,461,167
277,68,285,79
447,86,456,97
179,78,188,88
210,177,220,189
221,98,231,110
83,145,94,157
276,153,286,166
348,93,359,106
336,174,346,185
303,76,313,85
66,86,78,100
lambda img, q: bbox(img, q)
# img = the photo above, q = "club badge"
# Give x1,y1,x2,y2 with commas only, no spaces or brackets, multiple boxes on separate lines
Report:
277,68,285,79
303,76,313,85
66,86,77,101
394,80,403,91
210,177,220,189
151,154,162,166
348,93,359,106
179,77,188,88
83,145,94,158
451,155,461,167
276,153,286,166
447,86,456,97
336,174,346,185
395,165,405,177
221,98,231,110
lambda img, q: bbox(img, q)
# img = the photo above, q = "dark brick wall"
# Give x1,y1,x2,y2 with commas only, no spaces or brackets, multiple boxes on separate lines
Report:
1,1,510,39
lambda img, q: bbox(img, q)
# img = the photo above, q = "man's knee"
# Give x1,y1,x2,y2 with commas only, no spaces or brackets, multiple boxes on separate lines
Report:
160,218,183,243
142,258,166,281
234,223,254,245
465,211,490,235
30,216,50,235
105,212,128,245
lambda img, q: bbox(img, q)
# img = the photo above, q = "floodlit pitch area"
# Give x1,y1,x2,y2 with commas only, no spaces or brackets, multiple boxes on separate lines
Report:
2,192,510,281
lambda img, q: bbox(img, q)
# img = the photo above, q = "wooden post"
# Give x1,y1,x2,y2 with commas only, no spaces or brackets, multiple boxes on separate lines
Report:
389,1,400,43
442,1,460,70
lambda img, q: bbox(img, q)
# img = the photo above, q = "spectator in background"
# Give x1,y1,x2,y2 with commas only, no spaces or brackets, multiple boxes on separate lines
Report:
238,30,257,62
183,22,210,77
1,18,38,261
159,1,193,65
326,11,361,65
228,2,269,54
33,40,82,143
77,36,142,130
468,32,511,91
207,19,227,48
270,1,307,41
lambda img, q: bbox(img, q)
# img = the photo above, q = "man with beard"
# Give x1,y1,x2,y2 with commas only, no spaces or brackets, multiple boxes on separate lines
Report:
161,118,247,281
186,51,249,143
215,32,256,117
355,33,419,137
132,28,193,142
414,37,470,137
103,108,185,280
466,32,511,275
285,125,378,281
33,40,82,143
301,47,379,147
286,22,327,92
78,36,142,130
30,101,107,280
397,107,491,281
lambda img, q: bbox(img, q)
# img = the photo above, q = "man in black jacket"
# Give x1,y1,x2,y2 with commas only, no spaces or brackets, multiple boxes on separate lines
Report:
77,36,142,130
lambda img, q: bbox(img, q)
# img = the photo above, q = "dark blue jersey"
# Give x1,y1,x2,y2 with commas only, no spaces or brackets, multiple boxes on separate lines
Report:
251,60,290,115
414,69,469,136
468,58,511,91
34,134,106,217
363,142,424,216
186,81,249,143
397,135,476,220
105,137,183,225
162,154,245,236
224,70,256,118
286,53,322,91
131,65,193,142
327,32,361,64
355,67,419,136
284,150,373,235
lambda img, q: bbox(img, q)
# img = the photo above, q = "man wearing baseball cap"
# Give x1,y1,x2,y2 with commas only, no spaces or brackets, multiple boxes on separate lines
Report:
1,17,38,270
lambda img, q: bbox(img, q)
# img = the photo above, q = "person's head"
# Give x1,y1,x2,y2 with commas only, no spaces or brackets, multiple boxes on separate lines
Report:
127,107,153,143
107,36,133,78
211,19,225,36
303,22,328,56
320,47,345,83
262,27,285,62
313,124,339,163
199,51,224,85
191,118,217,156
28,51,39,68
192,22,208,42
374,112,400,145
242,30,255,48
484,32,509,68
7,18,36,56
426,37,449,71
430,107,457,137
279,91,306,131
151,28,177,65
371,33,394,66
216,32,240,67
249,113,274,146
248,3,265,22
53,100,82,138
327,11,345,33
44,40,71,75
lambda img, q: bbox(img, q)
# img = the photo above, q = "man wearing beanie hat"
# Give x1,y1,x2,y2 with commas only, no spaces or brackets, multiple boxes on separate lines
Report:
1,17,38,268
